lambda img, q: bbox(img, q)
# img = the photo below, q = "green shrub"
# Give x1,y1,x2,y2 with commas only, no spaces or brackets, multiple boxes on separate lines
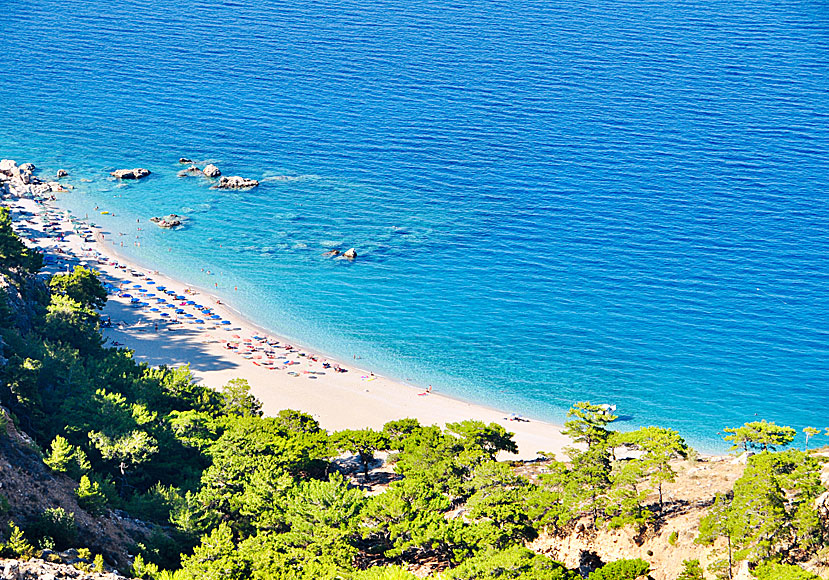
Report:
28,507,77,550
2,522,34,559
76,475,108,515
752,562,820,580
668,530,678,546
678,560,704,580
589,558,650,580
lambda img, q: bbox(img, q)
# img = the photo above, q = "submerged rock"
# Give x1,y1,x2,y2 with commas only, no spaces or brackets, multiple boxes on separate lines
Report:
56,169,69,178
342,248,357,260
179,157,194,163
323,249,341,257
203,163,221,178
212,175,259,189
111,168,151,179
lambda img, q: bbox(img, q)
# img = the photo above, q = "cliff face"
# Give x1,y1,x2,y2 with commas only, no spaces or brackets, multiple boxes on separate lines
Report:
0,407,152,571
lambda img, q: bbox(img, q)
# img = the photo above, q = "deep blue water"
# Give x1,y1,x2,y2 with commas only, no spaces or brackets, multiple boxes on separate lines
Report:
2,0,828,451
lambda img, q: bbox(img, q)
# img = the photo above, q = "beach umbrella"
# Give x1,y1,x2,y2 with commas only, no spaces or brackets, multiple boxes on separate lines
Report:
165,290,176,295
184,313,194,318
156,298,167,303
186,300,195,305
133,284,142,288
232,334,241,338
147,281,155,285
210,315,221,319
160,313,169,317
156,286,166,291
195,320,205,324
221,321,231,325
176,295,186,300
175,309,185,314
120,293,132,298
149,308,159,312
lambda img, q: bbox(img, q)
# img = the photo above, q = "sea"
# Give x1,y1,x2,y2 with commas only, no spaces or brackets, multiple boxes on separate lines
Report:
1,0,828,451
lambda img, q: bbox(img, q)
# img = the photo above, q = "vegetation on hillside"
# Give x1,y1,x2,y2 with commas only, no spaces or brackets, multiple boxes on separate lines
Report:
0,207,827,579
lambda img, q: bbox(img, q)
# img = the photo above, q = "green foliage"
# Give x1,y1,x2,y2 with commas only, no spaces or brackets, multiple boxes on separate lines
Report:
668,530,678,546
698,450,826,565
221,378,262,417
49,266,108,310
611,426,689,511
752,562,820,580
332,428,390,476
445,420,518,461
0,207,43,274
443,546,579,579
28,507,77,550
178,523,248,580
76,474,109,515
588,558,650,580
2,522,34,559
44,434,90,477
93,553,105,573
43,293,103,354
382,418,423,449
722,420,797,453
562,401,617,450
677,559,703,580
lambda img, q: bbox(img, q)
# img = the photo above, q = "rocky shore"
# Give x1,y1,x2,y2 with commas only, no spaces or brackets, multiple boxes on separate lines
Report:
0,160,71,198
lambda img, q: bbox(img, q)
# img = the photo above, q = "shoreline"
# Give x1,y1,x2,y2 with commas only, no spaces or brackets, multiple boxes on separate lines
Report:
5,191,573,460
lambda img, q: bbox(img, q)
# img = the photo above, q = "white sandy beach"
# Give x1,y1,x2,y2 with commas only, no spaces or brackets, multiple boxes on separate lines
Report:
6,194,571,460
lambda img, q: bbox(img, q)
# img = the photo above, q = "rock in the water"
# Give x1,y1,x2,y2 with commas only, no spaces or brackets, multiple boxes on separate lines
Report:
19,162,35,172
110,168,151,179
212,175,259,189
203,163,221,177
151,214,185,228
342,248,357,260
179,157,194,163
0,159,18,174
323,249,341,257
56,169,69,178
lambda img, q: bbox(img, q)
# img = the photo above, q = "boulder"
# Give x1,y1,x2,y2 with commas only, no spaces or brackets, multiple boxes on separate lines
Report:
110,168,151,179
323,249,341,257
212,175,259,189
0,159,18,175
179,157,194,163
203,163,221,178
19,162,35,172
56,169,68,178
342,248,357,260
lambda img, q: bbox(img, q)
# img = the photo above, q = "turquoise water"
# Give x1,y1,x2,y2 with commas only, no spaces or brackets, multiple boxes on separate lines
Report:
2,0,828,451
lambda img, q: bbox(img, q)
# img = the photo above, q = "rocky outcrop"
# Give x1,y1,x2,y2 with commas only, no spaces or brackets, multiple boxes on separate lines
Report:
323,249,341,257
178,157,194,164
56,169,69,178
110,168,150,180
176,165,202,177
149,214,184,228
342,248,357,260
0,557,133,579
212,175,258,189
0,160,68,198
202,164,221,178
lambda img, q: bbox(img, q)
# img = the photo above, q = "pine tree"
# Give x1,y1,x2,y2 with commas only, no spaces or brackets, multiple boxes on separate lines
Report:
44,435,75,473
76,475,108,516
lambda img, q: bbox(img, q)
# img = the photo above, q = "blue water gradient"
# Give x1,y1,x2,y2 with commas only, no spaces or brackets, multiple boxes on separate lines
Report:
2,0,828,450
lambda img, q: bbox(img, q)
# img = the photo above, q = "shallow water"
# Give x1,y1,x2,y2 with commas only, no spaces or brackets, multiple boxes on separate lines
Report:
2,0,828,451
